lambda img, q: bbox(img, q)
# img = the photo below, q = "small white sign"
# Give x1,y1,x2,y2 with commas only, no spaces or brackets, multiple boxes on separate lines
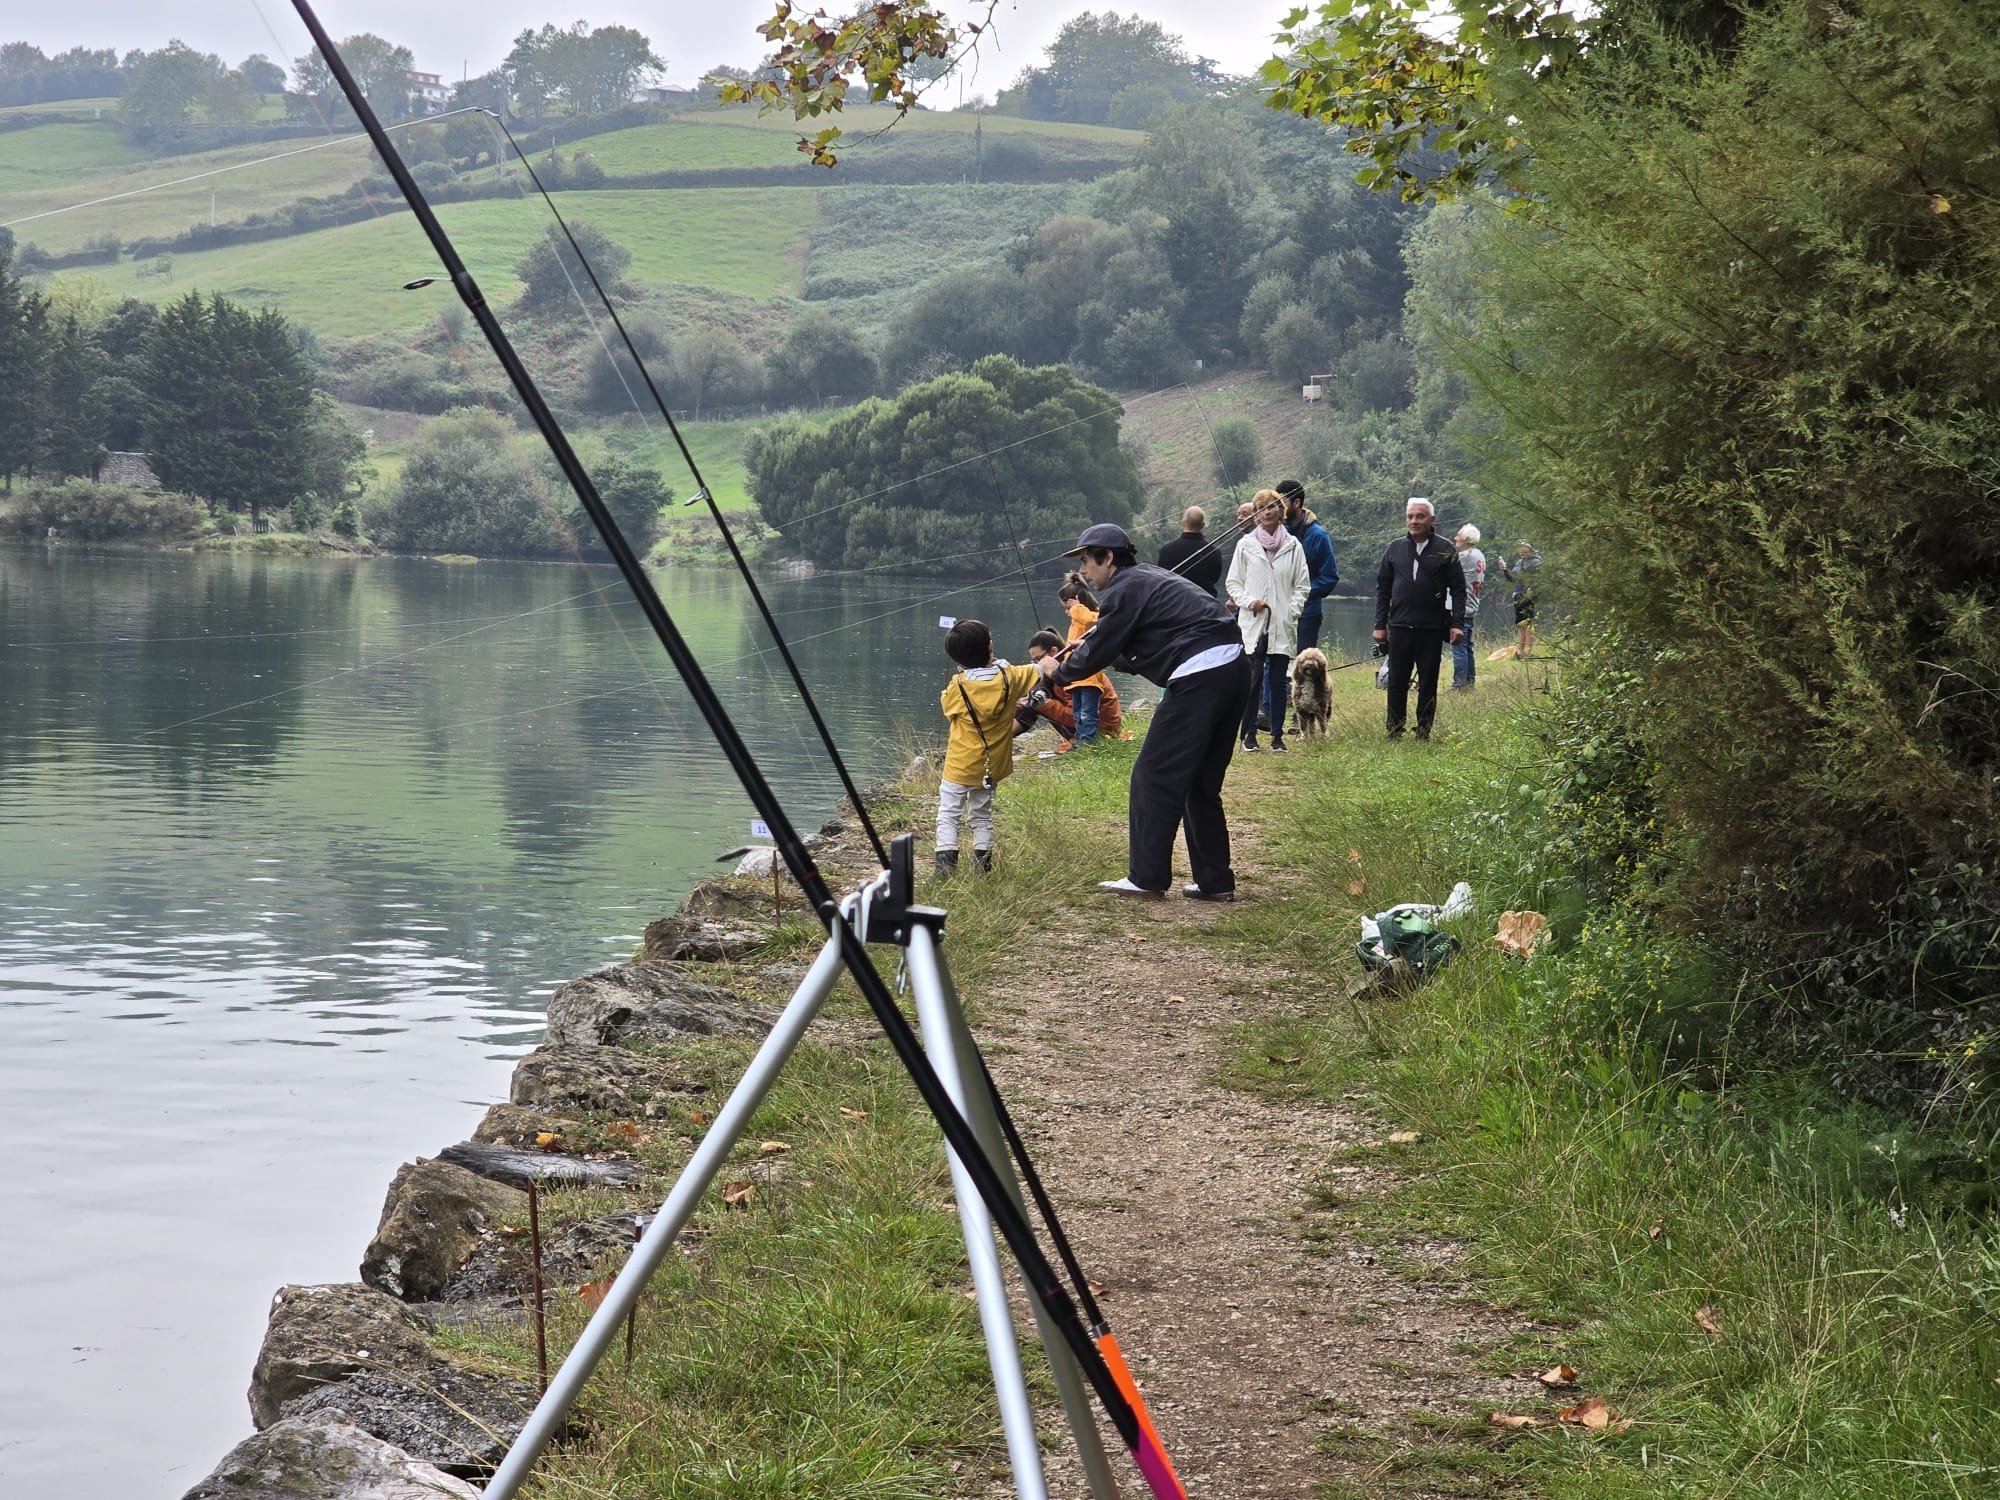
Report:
938,615,956,629
749,819,771,839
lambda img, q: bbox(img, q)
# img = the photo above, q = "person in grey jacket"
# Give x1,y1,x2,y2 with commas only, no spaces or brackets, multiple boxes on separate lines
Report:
1040,522,1249,900
1372,498,1466,741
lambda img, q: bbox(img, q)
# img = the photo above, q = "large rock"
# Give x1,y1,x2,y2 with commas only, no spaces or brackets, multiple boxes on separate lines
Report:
361,1159,526,1302
639,914,770,963
437,1138,641,1191
543,962,775,1048
280,1364,537,1477
471,1101,579,1146
437,1208,655,1306
181,1412,479,1499
510,1043,705,1114
248,1284,437,1429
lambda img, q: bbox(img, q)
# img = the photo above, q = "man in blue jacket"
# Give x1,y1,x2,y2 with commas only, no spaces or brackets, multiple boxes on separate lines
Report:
1277,480,1340,651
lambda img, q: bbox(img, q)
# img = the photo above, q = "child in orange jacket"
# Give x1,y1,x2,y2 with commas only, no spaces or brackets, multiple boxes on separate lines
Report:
937,619,1041,874
1057,575,1123,744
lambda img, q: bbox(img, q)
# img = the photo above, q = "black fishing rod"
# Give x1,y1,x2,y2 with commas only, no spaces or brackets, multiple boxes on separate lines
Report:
286,4,1173,1490
479,109,890,870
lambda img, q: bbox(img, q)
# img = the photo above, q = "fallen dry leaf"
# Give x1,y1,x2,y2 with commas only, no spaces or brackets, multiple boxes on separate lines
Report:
1695,1305,1723,1340
1387,1130,1422,1145
1347,848,1362,864
1648,1217,1665,1241
758,1140,790,1154
838,1106,868,1120
1347,878,1368,896
1556,1396,1631,1433
577,1277,614,1311
1086,1279,1108,1298
1932,193,1952,213
1488,1411,1547,1430
533,1131,563,1150
604,1120,647,1143
1267,1053,1304,1066
686,1108,710,1126
721,1179,756,1207
1166,993,1187,1004
1537,1364,1580,1388
1494,910,1550,958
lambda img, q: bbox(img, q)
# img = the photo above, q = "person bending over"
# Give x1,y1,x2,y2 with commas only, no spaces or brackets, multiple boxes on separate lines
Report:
1040,523,1249,901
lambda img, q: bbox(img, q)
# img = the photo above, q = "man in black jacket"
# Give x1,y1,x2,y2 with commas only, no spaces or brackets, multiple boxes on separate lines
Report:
1373,497,1466,741
1156,505,1225,597
1041,522,1249,899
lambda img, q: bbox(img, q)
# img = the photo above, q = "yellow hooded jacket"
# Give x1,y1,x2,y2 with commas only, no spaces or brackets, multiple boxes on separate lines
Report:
940,662,1041,788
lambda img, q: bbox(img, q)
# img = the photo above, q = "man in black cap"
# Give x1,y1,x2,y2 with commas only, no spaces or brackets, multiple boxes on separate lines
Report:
1038,522,1250,899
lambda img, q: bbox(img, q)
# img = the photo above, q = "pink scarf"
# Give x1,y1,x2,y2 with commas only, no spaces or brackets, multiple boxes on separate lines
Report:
1255,524,1285,559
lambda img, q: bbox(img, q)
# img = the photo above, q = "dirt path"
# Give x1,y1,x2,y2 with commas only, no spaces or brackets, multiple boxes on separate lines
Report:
978,894,1528,1497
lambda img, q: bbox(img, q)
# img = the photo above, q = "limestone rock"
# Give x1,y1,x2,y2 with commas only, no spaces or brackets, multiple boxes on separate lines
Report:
180,1412,479,1499
543,962,774,1048
280,1364,537,1477
680,879,763,919
437,1138,641,1191
639,913,769,963
247,1284,438,1429
471,1102,578,1146
437,1208,657,1306
509,1043,704,1114
361,1160,526,1302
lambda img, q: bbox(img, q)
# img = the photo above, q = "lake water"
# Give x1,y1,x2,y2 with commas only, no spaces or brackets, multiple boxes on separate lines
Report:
0,543,1377,1496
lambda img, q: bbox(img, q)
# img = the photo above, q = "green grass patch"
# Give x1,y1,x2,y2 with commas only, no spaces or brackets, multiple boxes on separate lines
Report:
88,188,817,340
579,121,804,174
0,120,150,190
681,102,1147,147
1195,661,2000,1500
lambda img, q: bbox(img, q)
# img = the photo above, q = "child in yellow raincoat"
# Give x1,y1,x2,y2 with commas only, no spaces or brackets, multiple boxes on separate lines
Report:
937,619,1041,874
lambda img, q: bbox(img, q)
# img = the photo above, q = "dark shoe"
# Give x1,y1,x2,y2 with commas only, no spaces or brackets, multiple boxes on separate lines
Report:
935,849,959,874
1269,737,1288,754
1241,737,1260,753
1098,877,1167,899
1416,731,1432,742
1182,883,1235,902
972,848,993,873
1256,712,1271,732
1386,728,1405,740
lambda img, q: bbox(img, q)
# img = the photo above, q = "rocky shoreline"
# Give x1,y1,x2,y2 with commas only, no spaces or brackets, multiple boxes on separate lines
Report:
183,821,866,1498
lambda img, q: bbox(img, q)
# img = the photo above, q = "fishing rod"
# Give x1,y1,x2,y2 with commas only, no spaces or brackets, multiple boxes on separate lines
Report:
479,108,890,870
288,7,1182,1494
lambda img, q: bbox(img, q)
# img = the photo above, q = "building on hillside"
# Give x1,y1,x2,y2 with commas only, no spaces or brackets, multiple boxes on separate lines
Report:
634,84,692,104
407,70,450,114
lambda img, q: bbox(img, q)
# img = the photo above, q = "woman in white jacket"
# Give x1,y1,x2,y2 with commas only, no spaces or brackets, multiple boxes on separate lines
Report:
1226,489,1312,752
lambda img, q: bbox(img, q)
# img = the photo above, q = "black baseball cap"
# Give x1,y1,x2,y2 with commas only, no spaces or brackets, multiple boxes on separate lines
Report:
1062,522,1133,557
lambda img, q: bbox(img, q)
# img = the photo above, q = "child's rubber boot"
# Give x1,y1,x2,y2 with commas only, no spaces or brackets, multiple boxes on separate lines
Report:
935,848,959,875
972,848,993,873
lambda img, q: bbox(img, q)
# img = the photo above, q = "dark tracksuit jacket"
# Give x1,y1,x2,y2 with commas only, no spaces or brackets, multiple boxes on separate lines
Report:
1374,532,1467,735
1054,562,1247,893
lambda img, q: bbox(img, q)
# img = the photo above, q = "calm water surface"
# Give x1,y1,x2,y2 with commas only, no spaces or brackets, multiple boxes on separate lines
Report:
0,544,1376,1495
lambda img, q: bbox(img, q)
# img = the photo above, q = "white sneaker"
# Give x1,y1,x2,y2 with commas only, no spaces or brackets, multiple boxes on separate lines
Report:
1097,878,1166,899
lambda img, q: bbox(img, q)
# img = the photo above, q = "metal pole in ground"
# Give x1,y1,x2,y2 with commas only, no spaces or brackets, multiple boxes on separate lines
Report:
922,931,1123,1500
904,926,1051,1500
481,930,847,1499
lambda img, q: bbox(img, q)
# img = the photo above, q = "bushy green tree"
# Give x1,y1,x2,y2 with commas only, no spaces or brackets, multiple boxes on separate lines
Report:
1209,415,1262,487
747,356,1140,571
995,12,1221,126
1097,309,1186,389
573,457,670,554
120,40,209,141
139,292,313,518
514,221,633,310
764,311,876,405
381,407,573,557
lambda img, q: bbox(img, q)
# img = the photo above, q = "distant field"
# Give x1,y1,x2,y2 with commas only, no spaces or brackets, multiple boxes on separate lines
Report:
679,102,1147,147
0,96,120,119
0,121,150,192
579,122,801,174
90,188,819,340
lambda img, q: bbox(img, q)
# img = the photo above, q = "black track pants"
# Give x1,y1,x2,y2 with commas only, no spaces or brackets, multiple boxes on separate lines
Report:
1127,655,1251,893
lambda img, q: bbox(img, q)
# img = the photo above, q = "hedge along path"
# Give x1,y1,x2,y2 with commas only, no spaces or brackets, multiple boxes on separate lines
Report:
952,753,1530,1496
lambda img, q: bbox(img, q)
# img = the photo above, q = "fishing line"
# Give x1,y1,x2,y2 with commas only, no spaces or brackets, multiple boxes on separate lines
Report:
288,19,1187,1489
486,109,890,868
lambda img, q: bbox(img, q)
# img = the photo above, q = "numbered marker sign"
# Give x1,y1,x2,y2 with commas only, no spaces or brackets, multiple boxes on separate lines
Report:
938,616,956,629
749,819,771,840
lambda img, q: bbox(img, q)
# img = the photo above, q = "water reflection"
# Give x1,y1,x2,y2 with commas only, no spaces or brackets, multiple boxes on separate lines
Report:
0,544,1379,1495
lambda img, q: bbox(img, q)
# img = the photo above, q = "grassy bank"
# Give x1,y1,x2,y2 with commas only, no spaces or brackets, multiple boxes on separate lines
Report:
447,645,1997,1497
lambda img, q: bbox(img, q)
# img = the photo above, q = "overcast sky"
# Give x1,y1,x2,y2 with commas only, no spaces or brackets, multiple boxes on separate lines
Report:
13,2,1296,93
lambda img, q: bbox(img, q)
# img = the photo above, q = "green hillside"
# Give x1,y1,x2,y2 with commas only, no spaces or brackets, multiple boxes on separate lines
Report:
88,187,818,338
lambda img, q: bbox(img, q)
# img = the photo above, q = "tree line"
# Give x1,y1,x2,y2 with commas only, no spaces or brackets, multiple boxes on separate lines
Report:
0,239,364,522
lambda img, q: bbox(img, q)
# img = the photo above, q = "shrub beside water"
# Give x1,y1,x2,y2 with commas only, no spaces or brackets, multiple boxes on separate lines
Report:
4,480,206,541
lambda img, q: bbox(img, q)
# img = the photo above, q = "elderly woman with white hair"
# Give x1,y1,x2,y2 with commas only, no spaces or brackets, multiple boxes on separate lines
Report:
1451,523,1486,690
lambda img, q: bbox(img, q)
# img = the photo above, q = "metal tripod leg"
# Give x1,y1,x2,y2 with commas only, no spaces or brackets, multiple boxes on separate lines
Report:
482,930,847,1500
908,926,1123,1500
905,926,1052,1500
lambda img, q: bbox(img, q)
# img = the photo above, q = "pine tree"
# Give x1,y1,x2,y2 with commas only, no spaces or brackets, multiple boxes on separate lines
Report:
0,245,43,488
36,312,109,478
